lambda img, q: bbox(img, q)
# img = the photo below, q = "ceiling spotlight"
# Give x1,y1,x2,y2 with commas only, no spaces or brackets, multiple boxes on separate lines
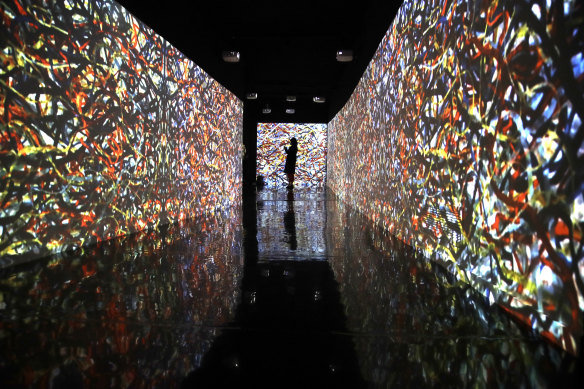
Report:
262,105,271,114
336,49,353,62
222,50,240,63
285,108,295,114
313,96,326,103
286,96,296,102
246,92,258,99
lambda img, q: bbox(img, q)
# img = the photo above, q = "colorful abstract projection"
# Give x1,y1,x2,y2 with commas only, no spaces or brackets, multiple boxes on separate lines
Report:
257,123,327,188
0,208,243,386
327,0,584,353
0,0,243,264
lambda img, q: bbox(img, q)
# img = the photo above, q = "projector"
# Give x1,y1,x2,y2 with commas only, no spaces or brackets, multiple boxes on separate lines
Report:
336,49,353,62
222,50,240,63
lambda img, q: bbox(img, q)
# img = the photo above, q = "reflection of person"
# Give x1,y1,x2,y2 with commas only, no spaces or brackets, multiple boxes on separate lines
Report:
283,137,298,188
283,189,297,250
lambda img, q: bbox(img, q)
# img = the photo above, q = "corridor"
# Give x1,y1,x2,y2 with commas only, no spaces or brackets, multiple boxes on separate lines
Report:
0,187,581,387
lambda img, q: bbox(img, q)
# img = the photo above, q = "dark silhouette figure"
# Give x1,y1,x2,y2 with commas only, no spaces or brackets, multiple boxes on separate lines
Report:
283,137,298,188
256,175,265,190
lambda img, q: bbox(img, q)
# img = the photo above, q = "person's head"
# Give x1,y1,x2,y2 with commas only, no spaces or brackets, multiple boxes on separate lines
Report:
291,137,297,146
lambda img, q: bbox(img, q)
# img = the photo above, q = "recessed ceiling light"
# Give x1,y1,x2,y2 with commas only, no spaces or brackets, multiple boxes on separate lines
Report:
262,105,271,114
285,108,295,114
222,50,240,63
336,49,353,62
246,92,258,99
313,96,326,103
286,96,296,102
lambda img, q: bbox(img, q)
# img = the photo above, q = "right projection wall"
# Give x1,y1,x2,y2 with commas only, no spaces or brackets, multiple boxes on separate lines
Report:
328,0,583,353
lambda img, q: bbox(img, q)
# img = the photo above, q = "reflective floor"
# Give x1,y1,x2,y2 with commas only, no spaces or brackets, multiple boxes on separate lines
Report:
0,187,582,388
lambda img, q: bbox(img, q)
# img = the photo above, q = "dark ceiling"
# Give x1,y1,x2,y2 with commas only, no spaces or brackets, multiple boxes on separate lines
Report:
116,0,402,123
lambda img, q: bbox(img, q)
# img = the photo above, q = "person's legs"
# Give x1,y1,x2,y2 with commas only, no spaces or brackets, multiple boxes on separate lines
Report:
286,173,294,187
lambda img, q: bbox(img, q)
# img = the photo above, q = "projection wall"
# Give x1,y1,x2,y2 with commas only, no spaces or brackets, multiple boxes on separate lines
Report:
0,0,243,264
327,0,583,353
257,123,327,188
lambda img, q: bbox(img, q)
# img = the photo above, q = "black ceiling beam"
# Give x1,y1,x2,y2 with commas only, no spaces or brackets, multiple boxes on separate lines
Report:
116,0,402,124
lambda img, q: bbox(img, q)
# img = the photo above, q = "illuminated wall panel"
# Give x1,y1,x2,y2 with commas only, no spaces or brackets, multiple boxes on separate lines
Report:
257,123,327,188
328,0,583,352
0,0,243,265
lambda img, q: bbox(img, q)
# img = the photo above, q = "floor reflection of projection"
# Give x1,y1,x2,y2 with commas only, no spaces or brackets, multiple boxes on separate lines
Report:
257,123,327,188
256,188,327,261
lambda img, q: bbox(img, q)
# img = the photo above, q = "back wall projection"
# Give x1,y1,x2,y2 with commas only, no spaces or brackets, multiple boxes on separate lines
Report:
327,0,583,353
0,0,243,264
256,123,327,188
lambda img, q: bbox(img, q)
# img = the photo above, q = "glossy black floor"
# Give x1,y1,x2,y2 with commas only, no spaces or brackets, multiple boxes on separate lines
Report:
0,186,582,388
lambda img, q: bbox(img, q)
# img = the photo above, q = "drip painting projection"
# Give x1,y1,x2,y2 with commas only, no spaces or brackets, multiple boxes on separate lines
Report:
327,0,584,353
0,0,243,264
257,123,327,188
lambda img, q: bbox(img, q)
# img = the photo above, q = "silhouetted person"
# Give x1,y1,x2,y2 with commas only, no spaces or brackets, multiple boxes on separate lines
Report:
256,175,265,190
283,137,298,188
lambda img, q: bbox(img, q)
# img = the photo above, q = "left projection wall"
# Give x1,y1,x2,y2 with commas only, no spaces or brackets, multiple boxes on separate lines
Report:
0,0,243,264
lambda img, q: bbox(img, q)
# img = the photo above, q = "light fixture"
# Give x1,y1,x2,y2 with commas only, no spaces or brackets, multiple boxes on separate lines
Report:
336,49,353,62
246,92,258,99
222,50,240,63
286,96,296,102
313,96,326,103
285,108,295,114
262,105,271,114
